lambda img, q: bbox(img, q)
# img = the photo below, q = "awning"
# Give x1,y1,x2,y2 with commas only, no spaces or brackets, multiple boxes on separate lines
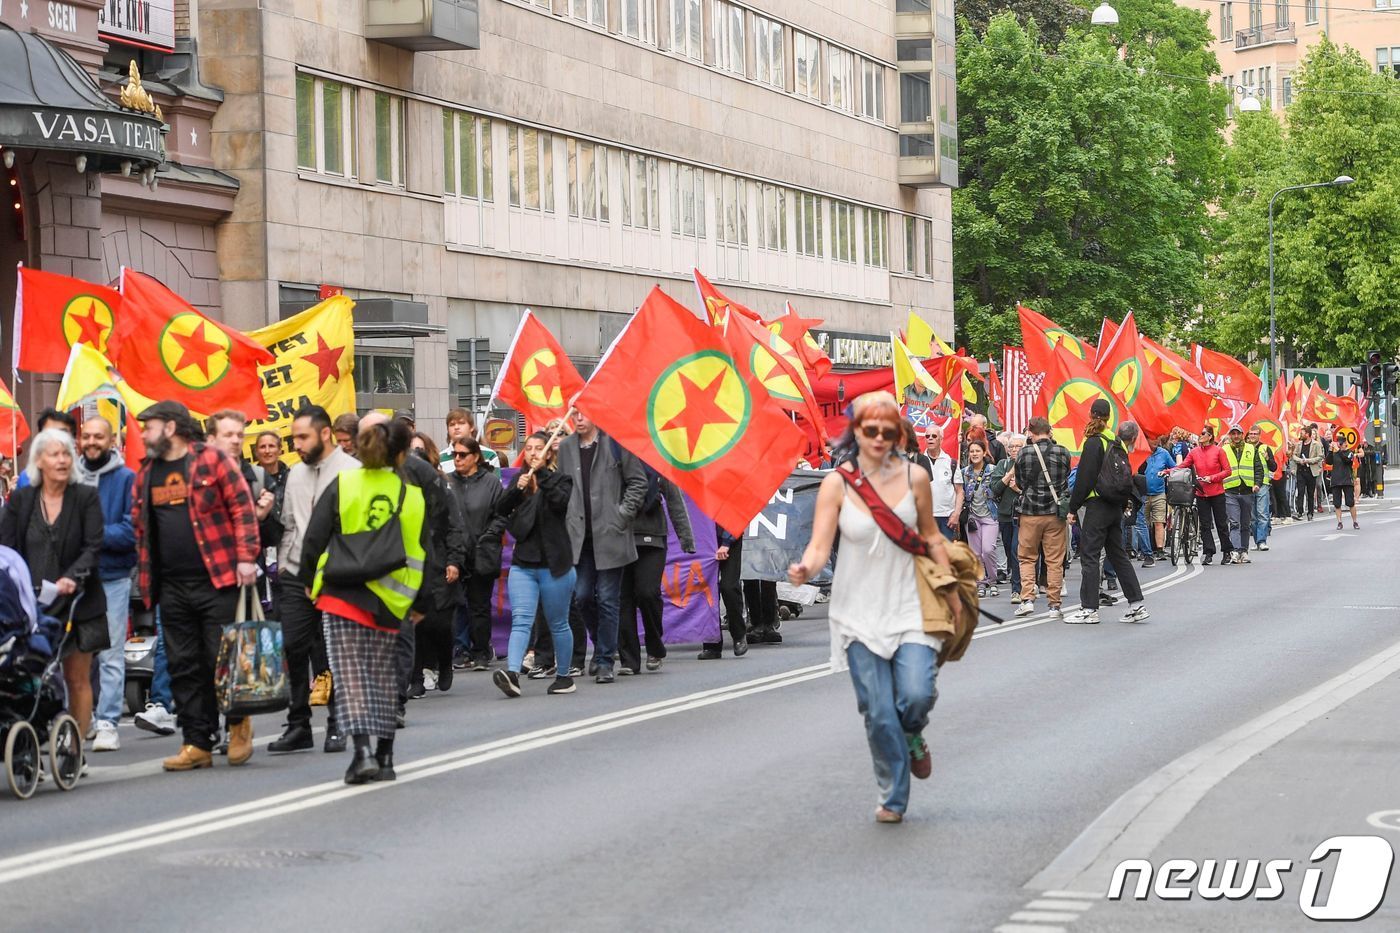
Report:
0,24,165,169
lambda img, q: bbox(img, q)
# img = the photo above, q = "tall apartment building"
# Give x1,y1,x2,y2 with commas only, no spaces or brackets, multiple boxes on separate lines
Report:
197,0,958,426
1180,0,1400,115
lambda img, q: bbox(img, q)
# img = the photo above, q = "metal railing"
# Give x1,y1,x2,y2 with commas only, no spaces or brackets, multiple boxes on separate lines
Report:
1236,23,1295,49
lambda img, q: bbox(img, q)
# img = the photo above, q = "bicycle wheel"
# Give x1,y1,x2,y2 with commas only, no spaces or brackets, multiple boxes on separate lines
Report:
1186,508,1200,564
48,714,83,791
1168,507,1181,566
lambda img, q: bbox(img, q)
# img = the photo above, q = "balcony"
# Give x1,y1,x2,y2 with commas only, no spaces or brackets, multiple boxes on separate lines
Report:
365,0,480,52
1236,23,1296,50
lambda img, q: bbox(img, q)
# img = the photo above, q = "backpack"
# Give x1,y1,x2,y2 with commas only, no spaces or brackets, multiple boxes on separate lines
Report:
1094,436,1134,503
610,438,661,513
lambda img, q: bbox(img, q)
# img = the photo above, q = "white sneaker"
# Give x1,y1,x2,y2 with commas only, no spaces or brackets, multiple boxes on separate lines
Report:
1048,607,1064,621
91,720,120,752
134,703,177,736
1060,583,1068,597
423,668,438,691
1121,604,1151,624
1065,609,1100,624
1258,543,1270,552
1014,602,1036,618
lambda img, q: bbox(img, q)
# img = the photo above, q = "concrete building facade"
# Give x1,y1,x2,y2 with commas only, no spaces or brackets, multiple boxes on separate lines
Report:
199,0,957,433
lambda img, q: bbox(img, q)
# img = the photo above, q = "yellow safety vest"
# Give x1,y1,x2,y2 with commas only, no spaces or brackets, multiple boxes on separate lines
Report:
312,468,426,621
1223,443,1259,490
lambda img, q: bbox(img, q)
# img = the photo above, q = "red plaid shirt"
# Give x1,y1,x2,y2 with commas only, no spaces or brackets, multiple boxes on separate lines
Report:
132,442,260,605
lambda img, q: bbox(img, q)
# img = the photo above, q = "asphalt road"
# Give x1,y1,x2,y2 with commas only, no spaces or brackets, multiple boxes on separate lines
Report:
4,496,1400,932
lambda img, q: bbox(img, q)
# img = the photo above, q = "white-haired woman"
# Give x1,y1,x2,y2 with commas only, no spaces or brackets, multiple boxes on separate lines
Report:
788,392,960,824
0,428,108,741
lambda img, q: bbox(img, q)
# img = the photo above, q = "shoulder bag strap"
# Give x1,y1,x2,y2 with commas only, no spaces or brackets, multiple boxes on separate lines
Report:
836,467,929,558
1031,441,1062,509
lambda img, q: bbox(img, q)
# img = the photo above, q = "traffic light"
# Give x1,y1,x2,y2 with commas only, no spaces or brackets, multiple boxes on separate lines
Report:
1351,364,1367,388
1385,362,1400,395
1366,350,1384,395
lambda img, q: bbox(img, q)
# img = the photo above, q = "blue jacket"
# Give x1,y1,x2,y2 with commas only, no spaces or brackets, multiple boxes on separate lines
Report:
75,454,137,581
1145,447,1175,496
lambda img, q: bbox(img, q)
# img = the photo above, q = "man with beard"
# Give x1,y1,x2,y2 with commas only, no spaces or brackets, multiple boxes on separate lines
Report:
132,402,260,771
269,405,359,754
74,417,136,752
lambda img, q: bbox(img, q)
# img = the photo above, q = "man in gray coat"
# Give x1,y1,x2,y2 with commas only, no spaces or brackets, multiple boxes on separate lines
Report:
556,411,648,683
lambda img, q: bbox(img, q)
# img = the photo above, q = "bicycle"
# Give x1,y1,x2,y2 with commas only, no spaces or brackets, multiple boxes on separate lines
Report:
1166,501,1199,567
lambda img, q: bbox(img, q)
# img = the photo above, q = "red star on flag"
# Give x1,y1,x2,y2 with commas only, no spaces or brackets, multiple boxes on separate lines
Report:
524,356,561,401
171,320,223,379
303,333,345,388
661,370,736,456
70,300,109,347
1053,387,1103,433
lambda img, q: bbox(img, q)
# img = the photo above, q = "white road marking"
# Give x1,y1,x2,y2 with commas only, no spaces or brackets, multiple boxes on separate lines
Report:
995,926,1066,933
1026,899,1094,911
1320,533,1355,540
1041,891,1103,900
1010,911,1083,923
1027,635,1400,893
1366,810,1400,832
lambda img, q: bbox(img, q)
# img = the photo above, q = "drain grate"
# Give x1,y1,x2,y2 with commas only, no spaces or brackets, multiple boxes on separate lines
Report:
160,849,361,869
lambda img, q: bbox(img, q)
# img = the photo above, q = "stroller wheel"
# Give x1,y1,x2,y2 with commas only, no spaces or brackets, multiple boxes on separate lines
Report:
49,714,83,792
5,720,41,799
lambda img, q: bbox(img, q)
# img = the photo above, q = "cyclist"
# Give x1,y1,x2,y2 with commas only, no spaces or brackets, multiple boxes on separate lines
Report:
1177,426,1232,566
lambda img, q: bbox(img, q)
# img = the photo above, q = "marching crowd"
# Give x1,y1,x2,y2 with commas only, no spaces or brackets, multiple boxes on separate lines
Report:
0,392,1376,800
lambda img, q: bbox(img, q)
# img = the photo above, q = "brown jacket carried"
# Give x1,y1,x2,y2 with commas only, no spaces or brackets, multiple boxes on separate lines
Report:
836,466,981,664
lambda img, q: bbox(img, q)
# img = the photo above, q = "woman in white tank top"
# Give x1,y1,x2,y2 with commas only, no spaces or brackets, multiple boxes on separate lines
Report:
788,392,960,824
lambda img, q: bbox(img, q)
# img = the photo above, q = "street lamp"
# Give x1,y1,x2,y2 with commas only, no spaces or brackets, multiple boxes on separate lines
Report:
1091,2,1119,25
1268,175,1355,391
1238,94,1262,112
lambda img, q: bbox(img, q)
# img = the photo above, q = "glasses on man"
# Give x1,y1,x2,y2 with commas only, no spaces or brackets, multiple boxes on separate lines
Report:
860,425,900,442
452,449,473,458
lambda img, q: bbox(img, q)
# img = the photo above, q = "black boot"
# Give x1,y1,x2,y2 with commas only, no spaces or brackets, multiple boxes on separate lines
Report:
323,722,347,753
373,737,396,781
268,723,314,753
345,734,380,785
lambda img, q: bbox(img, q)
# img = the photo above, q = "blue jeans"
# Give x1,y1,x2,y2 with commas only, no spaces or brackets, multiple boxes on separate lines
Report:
1254,487,1272,545
94,576,132,724
151,609,173,710
1134,508,1151,555
846,641,939,815
574,547,623,669
506,566,577,674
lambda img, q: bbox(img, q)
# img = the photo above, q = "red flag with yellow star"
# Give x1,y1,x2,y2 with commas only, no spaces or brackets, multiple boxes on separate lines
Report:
490,310,587,430
575,287,805,536
0,373,29,458
1018,304,1094,365
1093,313,1175,438
693,268,763,326
13,266,123,375
110,269,275,418
1019,305,1147,468
1238,403,1287,479
772,303,832,380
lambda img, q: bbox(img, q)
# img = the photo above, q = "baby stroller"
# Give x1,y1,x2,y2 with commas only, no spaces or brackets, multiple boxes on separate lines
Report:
0,547,83,799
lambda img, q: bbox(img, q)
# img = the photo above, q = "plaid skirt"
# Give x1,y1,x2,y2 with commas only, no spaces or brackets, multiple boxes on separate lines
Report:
324,613,399,740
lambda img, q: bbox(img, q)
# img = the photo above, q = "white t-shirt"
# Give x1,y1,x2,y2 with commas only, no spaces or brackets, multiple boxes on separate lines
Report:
928,452,962,517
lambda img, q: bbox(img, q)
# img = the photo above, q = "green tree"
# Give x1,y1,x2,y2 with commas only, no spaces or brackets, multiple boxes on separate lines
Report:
954,15,1205,355
1203,38,1400,366
957,0,1083,46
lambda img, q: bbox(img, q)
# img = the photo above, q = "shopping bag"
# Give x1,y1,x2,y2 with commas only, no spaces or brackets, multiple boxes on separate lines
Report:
215,587,290,717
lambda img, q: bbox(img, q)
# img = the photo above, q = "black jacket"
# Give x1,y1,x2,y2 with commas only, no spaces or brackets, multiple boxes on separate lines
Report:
444,464,505,575
0,483,108,628
631,477,696,552
401,454,467,613
497,469,574,578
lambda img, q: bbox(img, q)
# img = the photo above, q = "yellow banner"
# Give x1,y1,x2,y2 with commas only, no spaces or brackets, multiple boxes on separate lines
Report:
243,296,356,463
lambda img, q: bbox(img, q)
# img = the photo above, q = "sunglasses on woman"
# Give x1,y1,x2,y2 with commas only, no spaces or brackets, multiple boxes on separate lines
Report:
860,425,900,442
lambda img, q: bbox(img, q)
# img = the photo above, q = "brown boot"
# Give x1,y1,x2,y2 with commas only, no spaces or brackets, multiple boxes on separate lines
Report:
227,719,254,766
163,745,213,771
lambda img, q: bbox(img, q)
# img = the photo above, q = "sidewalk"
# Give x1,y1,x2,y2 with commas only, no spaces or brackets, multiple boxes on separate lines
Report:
1076,668,1400,932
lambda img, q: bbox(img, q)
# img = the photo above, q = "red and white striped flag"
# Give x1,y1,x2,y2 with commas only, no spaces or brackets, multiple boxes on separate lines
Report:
1002,345,1044,434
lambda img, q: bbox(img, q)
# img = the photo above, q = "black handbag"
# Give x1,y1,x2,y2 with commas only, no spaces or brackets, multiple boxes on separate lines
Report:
321,481,409,585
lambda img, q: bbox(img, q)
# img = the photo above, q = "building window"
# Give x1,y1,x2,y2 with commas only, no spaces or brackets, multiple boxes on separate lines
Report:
670,163,706,237
620,151,660,230
758,184,787,251
796,192,823,258
1304,0,1318,23
859,59,885,121
1281,75,1292,104
754,14,784,89
1248,0,1262,31
620,0,655,42
374,93,406,186
296,73,356,178
443,111,493,201
1275,0,1288,25
1380,47,1400,76
508,126,553,211
830,201,855,263
794,31,822,101
1218,3,1233,40
715,174,748,246
711,0,745,75
1262,65,1272,104
903,216,916,273
923,219,934,277
863,208,886,268
671,0,702,60
828,45,854,112
572,0,606,27
568,139,610,221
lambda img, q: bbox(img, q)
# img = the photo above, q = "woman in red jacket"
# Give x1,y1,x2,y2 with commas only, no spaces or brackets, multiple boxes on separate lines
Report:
1178,427,1233,566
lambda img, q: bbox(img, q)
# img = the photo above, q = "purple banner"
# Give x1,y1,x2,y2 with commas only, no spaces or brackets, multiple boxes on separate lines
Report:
486,470,721,647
